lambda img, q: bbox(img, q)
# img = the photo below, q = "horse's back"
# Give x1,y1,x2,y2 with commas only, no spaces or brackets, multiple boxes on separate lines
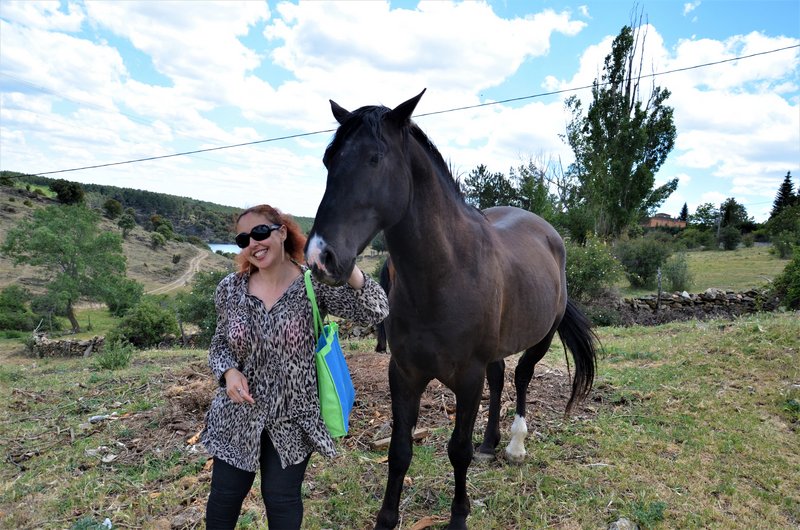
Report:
482,206,567,354
483,206,565,265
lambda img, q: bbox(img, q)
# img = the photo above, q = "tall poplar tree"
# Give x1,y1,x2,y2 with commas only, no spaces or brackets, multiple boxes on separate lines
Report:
564,19,677,239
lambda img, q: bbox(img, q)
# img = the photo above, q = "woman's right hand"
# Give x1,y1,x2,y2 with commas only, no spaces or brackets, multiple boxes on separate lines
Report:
223,368,255,404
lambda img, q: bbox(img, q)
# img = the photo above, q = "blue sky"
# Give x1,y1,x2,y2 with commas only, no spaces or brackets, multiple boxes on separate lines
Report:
0,0,798,224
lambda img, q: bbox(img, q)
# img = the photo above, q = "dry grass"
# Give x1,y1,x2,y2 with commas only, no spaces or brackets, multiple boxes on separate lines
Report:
0,313,797,529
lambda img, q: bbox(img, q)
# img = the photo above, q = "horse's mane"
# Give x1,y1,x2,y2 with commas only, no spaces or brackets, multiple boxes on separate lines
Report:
324,105,470,210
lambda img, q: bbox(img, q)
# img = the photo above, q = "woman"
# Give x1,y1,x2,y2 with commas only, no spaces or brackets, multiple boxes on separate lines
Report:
202,204,389,529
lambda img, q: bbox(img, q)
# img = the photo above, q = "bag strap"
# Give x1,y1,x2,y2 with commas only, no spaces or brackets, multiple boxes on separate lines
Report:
304,269,324,340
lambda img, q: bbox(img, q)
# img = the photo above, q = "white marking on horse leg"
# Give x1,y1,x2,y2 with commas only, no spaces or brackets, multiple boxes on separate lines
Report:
505,415,528,464
305,234,328,273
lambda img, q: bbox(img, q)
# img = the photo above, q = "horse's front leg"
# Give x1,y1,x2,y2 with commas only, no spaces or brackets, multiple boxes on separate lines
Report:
475,359,505,460
446,367,485,530
375,358,427,530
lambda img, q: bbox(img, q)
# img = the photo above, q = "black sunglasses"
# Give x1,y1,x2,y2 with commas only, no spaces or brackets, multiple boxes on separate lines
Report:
235,224,282,248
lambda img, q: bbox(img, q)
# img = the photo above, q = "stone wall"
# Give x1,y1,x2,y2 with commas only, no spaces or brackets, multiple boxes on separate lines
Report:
614,288,781,325
32,335,105,358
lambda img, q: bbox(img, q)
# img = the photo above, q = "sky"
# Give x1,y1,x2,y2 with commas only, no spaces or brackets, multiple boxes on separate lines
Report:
0,0,798,225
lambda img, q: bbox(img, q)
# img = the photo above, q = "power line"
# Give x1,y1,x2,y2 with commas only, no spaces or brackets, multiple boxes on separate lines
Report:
10,43,799,178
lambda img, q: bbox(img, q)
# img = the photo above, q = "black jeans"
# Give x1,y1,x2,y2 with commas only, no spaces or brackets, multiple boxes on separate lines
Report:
206,430,311,530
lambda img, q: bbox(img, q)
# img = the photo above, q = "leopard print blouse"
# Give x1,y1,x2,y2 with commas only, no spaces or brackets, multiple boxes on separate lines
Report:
201,265,389,472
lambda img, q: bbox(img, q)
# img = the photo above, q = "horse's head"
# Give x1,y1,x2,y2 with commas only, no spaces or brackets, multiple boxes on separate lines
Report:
305,89,425,284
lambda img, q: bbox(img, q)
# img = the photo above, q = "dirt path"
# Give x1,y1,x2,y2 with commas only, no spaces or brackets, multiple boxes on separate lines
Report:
147,248,209,295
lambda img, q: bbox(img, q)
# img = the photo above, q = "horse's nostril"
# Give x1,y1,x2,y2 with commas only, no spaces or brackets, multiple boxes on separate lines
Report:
321,248,337,271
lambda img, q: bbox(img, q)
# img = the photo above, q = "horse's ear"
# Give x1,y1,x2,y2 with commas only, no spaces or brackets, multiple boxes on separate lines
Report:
387,89,426,126
330,100,350,125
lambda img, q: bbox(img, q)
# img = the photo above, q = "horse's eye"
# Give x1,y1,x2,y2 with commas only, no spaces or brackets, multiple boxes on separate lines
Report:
370,153,382,165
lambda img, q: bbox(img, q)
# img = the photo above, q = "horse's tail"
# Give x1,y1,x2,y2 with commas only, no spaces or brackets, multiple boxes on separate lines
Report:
557,299,600,414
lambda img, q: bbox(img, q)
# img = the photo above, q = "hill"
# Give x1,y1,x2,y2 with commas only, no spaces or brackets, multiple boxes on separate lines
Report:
0,182,234,294
2,172,314,243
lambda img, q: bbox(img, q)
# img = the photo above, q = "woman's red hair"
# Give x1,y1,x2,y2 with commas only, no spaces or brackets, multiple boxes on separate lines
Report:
234,204,307,275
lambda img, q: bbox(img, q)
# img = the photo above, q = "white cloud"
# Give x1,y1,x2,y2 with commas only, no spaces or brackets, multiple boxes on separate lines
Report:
0,0,85,31
683,1,701,16
578,5,590,18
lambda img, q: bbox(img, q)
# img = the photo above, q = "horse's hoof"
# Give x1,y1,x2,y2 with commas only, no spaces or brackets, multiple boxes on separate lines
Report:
504,448,526,464
473,450,495,463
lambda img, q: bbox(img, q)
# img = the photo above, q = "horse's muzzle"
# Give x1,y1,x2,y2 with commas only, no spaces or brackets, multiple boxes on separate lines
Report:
305,233,351,285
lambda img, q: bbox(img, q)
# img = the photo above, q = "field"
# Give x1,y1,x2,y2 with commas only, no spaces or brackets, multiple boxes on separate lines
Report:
1,310,797,529
617,245,787,298
1,185,796,528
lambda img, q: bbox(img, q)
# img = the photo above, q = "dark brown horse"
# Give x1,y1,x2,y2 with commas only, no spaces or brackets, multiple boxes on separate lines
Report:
305,90,598,530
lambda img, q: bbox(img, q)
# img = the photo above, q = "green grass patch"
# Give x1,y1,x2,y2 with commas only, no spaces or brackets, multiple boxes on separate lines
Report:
619,245,787,297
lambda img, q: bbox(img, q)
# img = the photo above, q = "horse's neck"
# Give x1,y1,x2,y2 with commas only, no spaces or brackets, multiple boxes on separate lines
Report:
385,162,482,279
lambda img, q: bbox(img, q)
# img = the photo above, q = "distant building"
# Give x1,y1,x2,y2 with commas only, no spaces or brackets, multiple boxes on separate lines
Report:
643,213,686,228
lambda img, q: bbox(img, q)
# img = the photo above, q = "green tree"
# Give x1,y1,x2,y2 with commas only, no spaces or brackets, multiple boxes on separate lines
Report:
49,179,85,204
679,203,689,222
563,21,677,239
689,203,719,230
720,197,751,229
103,198,123,219
176,269,230,347
1,204,127,332
770,171,797,218
117,213,136,238
370,231,387,253
509,158,556,219
462,164,516,209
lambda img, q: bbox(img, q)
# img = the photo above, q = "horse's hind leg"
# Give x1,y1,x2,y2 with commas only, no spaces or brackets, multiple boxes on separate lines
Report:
505,333,554,463
475,359,505,461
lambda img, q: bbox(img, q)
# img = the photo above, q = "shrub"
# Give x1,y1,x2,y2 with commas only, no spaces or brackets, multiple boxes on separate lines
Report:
614,237,672,289
94,340,135,370
771,247,800,309
150,232,166,249
742,233,755,248
104,278,144,318
172,254,182,265
175,270,230,347
582,304,623,327
565,235,624,302
771,231,798,259
107,297,179,348
186,235,209,248
676,227,715,250
0,285,37,331
719,226,742,251
662,252,694,292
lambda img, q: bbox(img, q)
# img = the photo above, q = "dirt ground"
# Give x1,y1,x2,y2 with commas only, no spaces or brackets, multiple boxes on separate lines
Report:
133,344,600,479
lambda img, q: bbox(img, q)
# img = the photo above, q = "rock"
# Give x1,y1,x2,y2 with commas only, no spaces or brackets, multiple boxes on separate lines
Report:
608,517,639,530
